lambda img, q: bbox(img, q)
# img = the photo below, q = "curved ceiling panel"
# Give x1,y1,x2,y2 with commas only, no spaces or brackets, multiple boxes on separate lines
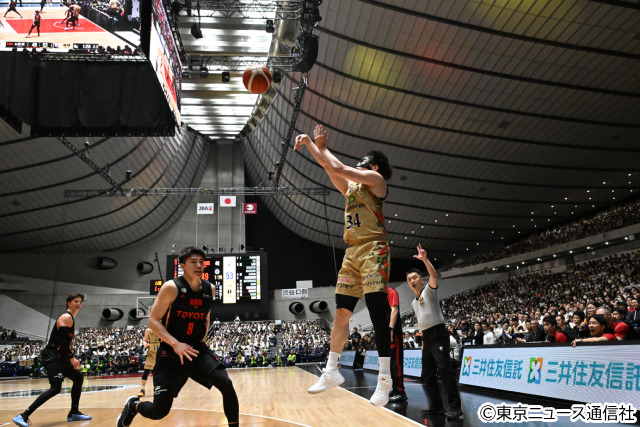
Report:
243,0,640,265
0,124,210,254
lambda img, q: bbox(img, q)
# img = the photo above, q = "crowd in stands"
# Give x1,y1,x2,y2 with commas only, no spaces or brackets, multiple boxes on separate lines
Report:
0,327,20,341
207,320,331,369
450,197,640,270
207,320,276,355
401,251,640,357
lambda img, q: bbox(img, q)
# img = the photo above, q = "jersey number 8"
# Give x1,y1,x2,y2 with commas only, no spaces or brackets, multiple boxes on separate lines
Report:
346,213,362,230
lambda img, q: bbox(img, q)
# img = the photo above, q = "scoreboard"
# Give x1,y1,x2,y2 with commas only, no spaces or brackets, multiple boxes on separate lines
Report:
166,254,263,304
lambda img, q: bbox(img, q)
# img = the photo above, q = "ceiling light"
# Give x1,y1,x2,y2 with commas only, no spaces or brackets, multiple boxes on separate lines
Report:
404,237,407,239
612,190,615,193
507,265,509,267
570,250,573,254
421,226,424,228
522,262,525,264
394,214,397,216
587,190,590,192
553,255,556,257
445,214,448,216
537,258,541,261
606,242,609,245
412,231,414,233
477,243,479,245
435,220,437,222
587,247,590,249
531,212,534,214
391,241,393,244
603,182,606,184
565,198,567,200
589,198,591,200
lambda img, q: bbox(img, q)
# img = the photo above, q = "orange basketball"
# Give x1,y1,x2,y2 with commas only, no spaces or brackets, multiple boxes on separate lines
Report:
243,65,272,94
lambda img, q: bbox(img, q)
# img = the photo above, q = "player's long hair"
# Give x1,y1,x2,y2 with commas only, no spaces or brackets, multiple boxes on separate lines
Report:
366,150,393,181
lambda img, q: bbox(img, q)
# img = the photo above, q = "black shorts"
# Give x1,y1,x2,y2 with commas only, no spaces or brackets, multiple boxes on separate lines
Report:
153,343,224,399
43,358,77,384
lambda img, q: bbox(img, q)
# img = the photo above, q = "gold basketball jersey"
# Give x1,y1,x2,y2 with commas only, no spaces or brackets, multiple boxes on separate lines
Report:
343,182,386,246
148,329,161,354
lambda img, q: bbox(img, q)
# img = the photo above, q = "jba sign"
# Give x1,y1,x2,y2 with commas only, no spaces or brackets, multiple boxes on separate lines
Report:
197,203,214,214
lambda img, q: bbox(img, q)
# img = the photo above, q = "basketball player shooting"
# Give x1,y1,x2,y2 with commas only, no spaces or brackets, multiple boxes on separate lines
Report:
116,246,239,427
13,293,92,427
294,125,394,407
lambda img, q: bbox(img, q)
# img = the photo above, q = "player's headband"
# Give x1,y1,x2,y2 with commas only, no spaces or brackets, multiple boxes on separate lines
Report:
356,155,376,170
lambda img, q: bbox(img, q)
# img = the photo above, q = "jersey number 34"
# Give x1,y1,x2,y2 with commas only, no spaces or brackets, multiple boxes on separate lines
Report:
346,213,362,230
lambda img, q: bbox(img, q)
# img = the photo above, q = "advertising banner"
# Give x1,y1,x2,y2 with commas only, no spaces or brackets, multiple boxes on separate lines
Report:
339,350,356,367
360,349,422,377
281,289,308,299
459,344,640,407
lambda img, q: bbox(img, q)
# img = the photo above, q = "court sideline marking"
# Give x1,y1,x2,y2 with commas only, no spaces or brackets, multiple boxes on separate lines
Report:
295,366,424,427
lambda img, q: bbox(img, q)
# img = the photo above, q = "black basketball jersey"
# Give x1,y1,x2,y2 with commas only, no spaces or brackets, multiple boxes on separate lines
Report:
161,276,212,347
42,311,75,361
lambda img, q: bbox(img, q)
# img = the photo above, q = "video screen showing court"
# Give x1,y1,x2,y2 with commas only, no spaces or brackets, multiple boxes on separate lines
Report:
0,0,141,53
149,0,181,124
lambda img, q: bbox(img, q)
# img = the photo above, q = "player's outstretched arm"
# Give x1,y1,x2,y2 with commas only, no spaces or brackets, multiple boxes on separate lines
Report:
148,281,199,364
414,244,438,289
294,128,349,195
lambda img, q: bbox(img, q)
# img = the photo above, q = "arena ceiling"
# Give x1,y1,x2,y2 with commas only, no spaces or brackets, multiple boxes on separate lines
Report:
2,0,640,265
0,124,209,253
242,0,640,265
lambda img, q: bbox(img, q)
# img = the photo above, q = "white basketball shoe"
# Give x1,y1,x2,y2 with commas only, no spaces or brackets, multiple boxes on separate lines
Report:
307,368,345,394
369,375,392,407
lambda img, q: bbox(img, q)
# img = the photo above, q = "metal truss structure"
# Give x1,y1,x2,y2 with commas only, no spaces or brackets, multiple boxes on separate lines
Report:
56,137,125,193
63,186,330,198
274,76,307,187
200,54,301,71
190,0,302,19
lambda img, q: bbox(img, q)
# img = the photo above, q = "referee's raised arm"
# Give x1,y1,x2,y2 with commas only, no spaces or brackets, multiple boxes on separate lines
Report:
413,244,438,289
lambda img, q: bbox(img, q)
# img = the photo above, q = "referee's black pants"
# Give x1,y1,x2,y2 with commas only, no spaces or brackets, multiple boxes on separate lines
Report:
421,323,461,410
390,331,404,395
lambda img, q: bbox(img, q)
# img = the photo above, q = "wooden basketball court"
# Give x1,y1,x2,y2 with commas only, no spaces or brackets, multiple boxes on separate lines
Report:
0,7,125,46
0,367,421,427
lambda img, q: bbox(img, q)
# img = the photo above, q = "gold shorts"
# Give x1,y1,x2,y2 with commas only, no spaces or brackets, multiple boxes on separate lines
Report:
145,350,157,369
336,240,390,299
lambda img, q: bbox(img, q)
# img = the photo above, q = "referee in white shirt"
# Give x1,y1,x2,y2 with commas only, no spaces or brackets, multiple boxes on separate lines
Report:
409,244,463,419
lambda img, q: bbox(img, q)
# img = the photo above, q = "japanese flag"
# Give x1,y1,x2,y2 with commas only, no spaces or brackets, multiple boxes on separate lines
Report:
220,196,237,207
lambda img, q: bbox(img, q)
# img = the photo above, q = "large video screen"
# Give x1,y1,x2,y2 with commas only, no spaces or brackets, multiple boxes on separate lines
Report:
0,1,141,53
149,0,180,124
166,254,264,304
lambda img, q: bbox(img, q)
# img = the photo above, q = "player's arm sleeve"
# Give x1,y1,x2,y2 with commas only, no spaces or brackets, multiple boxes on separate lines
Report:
57,326,74,358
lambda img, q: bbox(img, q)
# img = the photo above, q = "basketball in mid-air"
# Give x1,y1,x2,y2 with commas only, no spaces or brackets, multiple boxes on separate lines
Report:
243,65,272,94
